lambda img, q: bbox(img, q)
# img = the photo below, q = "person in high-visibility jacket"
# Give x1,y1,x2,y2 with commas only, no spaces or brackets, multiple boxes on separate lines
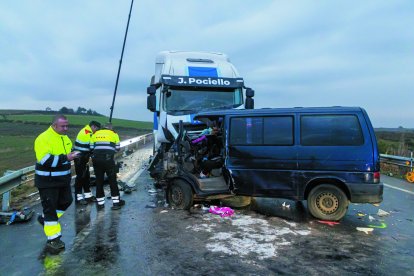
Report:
90,123,125,210
73,121,101,205
34,114,79,253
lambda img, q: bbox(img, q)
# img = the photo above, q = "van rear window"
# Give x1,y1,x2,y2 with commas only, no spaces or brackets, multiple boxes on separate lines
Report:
230,116,293,145
300,115,364,146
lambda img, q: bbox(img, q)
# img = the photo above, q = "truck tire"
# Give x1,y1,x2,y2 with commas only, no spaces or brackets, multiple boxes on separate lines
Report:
221,196,251,208
168,179,193,210
307,184,349,221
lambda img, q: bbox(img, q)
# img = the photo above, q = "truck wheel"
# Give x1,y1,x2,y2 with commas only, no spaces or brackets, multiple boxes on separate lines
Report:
168,180,193,210
307,184,349,221
221,196,251,208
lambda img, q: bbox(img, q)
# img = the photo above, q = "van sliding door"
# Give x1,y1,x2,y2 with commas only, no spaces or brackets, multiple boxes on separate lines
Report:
227,115,297,197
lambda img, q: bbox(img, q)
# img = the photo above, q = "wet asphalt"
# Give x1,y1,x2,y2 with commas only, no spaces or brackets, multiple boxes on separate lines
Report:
0,147,413,275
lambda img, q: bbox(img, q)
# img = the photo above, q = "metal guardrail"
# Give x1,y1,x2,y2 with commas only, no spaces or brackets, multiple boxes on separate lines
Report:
380,153,413,182
0,133,153,211
380,153,413,169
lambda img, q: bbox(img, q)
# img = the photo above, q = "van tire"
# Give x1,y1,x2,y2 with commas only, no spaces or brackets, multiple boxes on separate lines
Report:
168,180,193,210
307,184,349,221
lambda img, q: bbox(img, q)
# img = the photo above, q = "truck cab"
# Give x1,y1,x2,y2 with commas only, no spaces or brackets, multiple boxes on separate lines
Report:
146,51,254,179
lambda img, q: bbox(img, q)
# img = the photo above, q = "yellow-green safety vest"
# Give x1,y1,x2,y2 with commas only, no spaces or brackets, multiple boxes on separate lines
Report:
34,126,72,188
73,124,93,154
90,129,120,155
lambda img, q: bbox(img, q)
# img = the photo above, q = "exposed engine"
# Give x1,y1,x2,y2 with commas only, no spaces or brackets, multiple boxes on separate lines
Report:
151,122,224,184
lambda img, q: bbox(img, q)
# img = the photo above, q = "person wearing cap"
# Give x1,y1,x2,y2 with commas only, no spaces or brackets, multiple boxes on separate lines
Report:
73,121,102,204
90,123,125,210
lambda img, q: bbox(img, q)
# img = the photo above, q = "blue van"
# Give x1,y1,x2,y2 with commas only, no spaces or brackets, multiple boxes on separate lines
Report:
155,107,383,221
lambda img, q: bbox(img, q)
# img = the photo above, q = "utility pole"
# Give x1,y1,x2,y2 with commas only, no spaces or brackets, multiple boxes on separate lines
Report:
109,0,134,123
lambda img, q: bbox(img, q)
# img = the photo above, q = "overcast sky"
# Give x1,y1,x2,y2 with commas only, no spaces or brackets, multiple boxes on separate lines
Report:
0,1,413,128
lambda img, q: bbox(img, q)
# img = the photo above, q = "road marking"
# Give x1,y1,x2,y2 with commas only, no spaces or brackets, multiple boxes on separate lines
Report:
384,183,414,195
128,167,146,185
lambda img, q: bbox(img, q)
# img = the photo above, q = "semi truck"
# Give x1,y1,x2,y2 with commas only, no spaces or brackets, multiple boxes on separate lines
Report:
146,51,254,181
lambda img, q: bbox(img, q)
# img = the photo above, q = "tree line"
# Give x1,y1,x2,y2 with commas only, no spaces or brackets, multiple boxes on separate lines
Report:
45,107,103,116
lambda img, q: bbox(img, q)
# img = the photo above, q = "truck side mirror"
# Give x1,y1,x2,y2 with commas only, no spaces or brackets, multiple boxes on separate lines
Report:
245,88,254,109
245,97,254,109
246,88,255,97
147,94,156,112
147,86,156,95
147,86,157,112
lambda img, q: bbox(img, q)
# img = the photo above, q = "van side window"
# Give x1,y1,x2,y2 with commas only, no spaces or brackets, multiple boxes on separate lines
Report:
263,116,293,145
301,115,364,146
230,117,262,145
230,116,293,145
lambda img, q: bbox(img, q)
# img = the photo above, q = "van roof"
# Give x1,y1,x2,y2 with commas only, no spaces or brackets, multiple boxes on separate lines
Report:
194,106,366,118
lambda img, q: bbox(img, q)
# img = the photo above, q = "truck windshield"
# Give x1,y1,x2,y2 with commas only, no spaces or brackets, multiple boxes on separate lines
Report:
164,87,243,113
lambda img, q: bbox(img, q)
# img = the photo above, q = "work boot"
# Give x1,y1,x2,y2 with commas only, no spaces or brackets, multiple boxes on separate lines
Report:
96,203,105,210
37,214,44,226
85,196,97,203
111,199,125,210
75,199,88,205
45,237,65,253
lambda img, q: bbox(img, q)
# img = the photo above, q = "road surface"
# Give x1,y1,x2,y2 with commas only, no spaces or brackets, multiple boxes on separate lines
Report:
0,145,413,275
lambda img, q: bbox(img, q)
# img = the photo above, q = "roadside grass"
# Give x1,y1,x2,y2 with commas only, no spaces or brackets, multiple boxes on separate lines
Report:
0,136,35,174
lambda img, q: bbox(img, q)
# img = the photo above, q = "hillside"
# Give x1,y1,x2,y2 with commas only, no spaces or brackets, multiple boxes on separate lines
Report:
0,111,152,175
375,127,414,133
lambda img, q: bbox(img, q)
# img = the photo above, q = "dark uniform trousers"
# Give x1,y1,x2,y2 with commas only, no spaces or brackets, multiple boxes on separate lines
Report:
39,186,73,221
92,155,120,199
74,154,91,195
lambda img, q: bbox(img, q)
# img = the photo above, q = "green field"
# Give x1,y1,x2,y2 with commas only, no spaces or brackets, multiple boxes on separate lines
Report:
0,112,152,175
4,114,152,129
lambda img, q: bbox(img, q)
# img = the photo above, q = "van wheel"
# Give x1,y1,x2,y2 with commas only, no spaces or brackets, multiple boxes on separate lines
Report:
168,180,193,210
307,184,349,221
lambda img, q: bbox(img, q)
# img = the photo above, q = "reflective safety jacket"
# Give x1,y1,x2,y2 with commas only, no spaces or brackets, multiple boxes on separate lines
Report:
73,124,93,155
34,126,72,188
90,129,120,156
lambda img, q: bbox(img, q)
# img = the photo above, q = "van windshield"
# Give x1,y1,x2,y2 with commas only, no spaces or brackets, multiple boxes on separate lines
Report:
164,87,243,113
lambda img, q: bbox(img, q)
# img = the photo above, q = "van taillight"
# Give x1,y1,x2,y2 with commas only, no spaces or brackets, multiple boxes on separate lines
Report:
373,172,380,183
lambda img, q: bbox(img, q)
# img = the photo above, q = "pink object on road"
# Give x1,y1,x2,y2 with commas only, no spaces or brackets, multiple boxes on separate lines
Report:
209,206,234,217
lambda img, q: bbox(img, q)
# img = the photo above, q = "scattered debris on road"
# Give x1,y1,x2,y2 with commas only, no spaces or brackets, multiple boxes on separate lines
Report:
356,227,374,234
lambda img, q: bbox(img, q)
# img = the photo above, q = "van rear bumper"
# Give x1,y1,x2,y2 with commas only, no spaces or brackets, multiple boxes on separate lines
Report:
347,183,383,203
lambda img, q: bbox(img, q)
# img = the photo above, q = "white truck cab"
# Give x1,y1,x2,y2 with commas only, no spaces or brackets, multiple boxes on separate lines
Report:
146,51,254,179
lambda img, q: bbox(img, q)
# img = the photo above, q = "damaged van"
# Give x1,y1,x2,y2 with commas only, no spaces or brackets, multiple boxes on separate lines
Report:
156,107,383,221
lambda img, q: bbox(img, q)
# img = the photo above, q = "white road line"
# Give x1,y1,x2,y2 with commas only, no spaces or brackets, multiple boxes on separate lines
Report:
384,183,414,195
128,167,146,185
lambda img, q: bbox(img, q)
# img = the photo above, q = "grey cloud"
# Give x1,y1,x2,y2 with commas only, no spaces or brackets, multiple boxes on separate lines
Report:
0,0,413,126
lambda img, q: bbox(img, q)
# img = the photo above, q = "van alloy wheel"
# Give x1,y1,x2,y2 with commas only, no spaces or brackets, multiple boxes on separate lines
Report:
307,184,349,221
